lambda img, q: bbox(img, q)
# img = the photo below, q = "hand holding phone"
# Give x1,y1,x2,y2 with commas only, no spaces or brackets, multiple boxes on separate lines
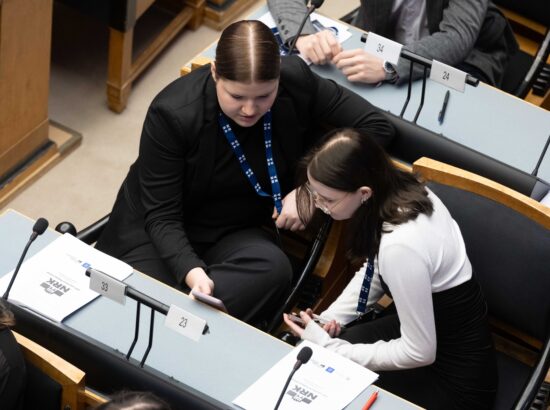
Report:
287,313,307,327
191,290,228,313
287,312,330,327
287,312,344,338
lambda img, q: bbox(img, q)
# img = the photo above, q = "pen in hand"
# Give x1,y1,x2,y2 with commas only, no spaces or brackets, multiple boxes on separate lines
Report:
438,90,450,125
362,390,378,410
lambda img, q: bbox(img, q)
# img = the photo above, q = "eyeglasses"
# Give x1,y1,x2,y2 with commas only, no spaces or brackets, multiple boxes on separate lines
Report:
304,182,349,215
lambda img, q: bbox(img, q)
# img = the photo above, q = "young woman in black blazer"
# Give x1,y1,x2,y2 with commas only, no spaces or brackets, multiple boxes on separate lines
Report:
96,20,394,326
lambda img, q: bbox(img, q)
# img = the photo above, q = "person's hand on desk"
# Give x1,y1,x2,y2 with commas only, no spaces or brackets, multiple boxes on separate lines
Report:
295,31,342,65
185,267,214,295
333,49,386,84
273,189,307,231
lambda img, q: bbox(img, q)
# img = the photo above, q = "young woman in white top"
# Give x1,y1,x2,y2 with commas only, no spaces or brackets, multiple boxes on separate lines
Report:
284,128,497,409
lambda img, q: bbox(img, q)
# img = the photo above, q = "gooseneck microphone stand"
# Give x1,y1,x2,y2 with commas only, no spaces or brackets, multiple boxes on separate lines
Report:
287,0,325,55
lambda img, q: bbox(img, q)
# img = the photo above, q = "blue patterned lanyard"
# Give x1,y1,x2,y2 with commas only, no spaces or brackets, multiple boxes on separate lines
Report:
218,111,283,214
356,256,375,315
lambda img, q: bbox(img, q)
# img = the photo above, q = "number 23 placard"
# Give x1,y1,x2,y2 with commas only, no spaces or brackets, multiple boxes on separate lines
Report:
165,304,207,342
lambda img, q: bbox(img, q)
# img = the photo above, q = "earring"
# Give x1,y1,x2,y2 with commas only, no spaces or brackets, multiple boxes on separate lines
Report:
361,197,367,205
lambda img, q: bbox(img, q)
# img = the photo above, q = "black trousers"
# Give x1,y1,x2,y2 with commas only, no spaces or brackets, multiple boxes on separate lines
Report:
340,279,497,410
122,227,292,326
341,314,455,409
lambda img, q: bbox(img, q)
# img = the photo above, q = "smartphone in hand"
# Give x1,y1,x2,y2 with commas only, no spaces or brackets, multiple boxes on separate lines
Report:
287,312,330,327
191,290,228,313
287,313,307,327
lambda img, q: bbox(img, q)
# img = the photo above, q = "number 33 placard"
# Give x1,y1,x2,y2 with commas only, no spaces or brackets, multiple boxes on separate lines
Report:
89,268,127,305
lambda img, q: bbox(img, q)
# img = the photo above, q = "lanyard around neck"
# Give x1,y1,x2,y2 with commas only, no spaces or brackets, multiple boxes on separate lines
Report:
356,255,375,315
218,111,283,214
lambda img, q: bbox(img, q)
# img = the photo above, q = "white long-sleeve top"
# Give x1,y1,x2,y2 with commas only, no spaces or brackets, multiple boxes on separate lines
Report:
302,189,472,371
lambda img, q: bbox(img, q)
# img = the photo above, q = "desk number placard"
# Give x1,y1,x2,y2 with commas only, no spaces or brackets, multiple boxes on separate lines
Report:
430,60,467,92
165,304,207,342
89,269,127,305
363,32,403,65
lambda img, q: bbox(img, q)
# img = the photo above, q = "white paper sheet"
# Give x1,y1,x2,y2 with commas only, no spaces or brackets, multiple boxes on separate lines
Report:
258,12,352,63
0,233,133,322
233,340,378,410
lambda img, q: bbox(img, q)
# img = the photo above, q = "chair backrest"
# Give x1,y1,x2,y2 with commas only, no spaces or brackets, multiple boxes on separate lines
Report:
412,157,550,345
386,112,541,198
493,0,550,101
14,331,107,410
493,0,550,28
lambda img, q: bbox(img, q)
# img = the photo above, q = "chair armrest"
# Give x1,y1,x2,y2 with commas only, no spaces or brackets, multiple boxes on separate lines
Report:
76,214,111,245
412,157,550,229
514,330,550,409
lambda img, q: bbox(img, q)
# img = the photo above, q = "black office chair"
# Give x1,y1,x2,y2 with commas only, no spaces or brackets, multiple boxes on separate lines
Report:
264,216,333,333
493,0,550,100
340,7,359,25
56,214,110,244
413,157,550,410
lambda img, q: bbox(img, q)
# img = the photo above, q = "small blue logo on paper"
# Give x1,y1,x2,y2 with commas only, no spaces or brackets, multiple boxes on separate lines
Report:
325,367,335,373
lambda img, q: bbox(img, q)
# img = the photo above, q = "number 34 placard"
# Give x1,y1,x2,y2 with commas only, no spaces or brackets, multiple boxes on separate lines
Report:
363,32,403,65
430,60,467,92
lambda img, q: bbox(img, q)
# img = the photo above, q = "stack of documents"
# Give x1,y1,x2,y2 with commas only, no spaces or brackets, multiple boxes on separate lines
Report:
233,340,378,410
0,234,133,322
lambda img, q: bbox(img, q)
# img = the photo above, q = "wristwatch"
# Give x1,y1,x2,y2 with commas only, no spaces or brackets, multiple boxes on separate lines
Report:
383,60,398,83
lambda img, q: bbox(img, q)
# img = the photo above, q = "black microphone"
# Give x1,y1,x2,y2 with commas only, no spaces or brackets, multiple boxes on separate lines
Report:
3,217,49,300
274,346,313,410
287,0,325,55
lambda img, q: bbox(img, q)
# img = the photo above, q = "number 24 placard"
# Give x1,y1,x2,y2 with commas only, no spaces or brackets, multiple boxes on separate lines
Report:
430,60,467,92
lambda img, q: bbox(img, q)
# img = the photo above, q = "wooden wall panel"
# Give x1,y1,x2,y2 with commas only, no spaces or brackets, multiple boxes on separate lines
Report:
0,0,53,178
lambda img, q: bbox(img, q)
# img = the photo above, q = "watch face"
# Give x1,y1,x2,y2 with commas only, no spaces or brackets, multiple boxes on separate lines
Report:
383,62,397,82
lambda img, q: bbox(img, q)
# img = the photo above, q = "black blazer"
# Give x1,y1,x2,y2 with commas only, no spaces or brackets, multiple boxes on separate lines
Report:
96,56,394,283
